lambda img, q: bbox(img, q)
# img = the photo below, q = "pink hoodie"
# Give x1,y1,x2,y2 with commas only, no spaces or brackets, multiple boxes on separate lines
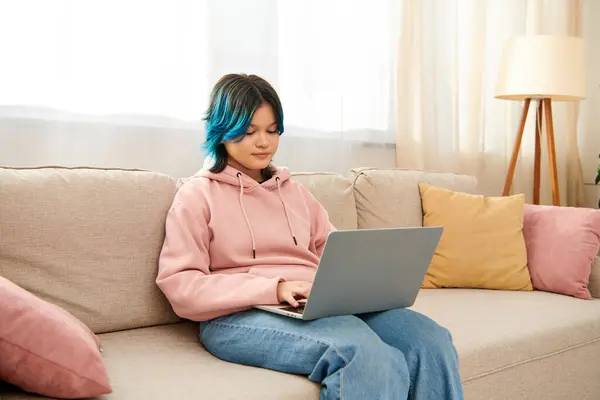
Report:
156,165,336,321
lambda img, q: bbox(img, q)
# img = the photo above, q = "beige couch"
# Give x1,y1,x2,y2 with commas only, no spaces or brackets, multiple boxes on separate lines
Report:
1,166,600,400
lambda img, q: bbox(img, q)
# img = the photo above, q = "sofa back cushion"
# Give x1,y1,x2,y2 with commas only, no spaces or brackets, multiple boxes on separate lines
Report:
291,172,357,230
0,167,180,334
350,168,478,229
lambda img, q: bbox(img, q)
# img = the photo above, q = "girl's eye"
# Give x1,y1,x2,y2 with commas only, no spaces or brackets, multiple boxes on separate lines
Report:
267,130,278,134
246,131,255,136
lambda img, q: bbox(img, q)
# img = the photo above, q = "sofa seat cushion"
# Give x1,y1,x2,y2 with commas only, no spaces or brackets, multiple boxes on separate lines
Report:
0,323,319,400
3,290,599,400
98,323,318,400
411,289,600,384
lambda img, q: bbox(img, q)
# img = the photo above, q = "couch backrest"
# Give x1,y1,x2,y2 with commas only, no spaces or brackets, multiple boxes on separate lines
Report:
291,172,357,230
591,257,600,299
0,167,181,334
3,165,598,334
350,168,479,229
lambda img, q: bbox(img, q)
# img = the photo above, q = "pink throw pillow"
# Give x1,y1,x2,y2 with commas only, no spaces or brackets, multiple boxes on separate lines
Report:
0,277,112,398
523,204,600,299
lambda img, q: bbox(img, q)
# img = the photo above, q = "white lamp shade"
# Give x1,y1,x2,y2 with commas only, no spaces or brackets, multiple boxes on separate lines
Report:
495,35,586,101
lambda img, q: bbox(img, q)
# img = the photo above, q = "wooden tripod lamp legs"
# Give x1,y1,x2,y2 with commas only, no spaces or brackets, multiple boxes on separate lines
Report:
503,98,561,206
503,99,531,198
533,100,543,205
543,99,560,206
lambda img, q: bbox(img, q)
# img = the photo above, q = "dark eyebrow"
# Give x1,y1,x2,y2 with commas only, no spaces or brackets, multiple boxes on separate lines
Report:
249,122,277,128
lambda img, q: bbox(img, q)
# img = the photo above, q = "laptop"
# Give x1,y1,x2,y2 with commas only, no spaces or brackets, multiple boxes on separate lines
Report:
254,226,443,320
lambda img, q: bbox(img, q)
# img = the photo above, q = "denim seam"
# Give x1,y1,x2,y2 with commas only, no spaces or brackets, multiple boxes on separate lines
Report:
206,320,351,365
340,368,344,400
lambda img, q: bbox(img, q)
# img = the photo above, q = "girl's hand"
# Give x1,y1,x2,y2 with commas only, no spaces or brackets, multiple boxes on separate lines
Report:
276,281,312,307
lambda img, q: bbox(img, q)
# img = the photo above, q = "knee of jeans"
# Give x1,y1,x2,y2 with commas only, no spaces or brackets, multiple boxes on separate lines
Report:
412,322,456,357
337,331,394,365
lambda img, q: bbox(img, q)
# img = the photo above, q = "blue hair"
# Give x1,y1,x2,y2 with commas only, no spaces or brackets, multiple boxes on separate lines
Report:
202,74,284,173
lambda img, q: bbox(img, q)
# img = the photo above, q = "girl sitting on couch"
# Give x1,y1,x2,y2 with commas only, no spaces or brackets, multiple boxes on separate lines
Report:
156,73,464,400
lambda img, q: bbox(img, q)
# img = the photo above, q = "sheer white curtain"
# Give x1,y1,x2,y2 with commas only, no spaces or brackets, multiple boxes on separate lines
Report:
0,0,399,177
396,0,525,191
2,0,593,192
395,0,587,205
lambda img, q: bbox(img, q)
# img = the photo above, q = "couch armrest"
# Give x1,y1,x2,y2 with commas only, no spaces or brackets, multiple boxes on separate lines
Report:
591,256,600,299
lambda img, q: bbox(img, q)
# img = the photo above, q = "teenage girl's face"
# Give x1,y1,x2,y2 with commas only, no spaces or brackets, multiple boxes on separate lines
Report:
225,102,280,179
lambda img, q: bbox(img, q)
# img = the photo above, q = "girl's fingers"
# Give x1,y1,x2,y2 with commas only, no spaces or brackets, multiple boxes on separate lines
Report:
285,293,299,307
283,282,312,307
293,287,310,299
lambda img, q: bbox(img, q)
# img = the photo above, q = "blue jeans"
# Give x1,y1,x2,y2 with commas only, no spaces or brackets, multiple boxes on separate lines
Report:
200,308,463,400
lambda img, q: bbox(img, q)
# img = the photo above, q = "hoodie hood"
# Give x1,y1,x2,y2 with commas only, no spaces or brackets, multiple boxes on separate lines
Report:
195,164,295,258
195,164,291,191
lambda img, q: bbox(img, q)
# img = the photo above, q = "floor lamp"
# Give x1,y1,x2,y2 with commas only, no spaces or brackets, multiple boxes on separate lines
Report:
494,35,586,206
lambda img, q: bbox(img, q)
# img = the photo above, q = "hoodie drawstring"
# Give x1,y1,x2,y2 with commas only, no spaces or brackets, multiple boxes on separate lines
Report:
236,173,298,260
237,173,257,259
276,177,298,246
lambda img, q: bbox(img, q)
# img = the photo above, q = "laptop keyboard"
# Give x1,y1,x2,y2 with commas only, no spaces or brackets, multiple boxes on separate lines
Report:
281,304,306,315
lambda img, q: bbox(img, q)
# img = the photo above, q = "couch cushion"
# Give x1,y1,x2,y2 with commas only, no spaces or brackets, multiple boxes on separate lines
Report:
411,289,600,385
0,277,111,398
419,185,532,291
591,257,600,299
523,204,600,300
291,172,357,230
0,167,180,334
350,168,478,229
105,323,318,400
3,290,599,400
0,323,318,400
462,340,600,400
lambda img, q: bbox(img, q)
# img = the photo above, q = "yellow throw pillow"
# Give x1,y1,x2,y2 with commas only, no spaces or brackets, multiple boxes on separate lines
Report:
419,184,532,291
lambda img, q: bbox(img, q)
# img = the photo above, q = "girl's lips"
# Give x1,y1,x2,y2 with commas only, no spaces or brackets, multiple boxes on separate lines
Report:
252,153,271,158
